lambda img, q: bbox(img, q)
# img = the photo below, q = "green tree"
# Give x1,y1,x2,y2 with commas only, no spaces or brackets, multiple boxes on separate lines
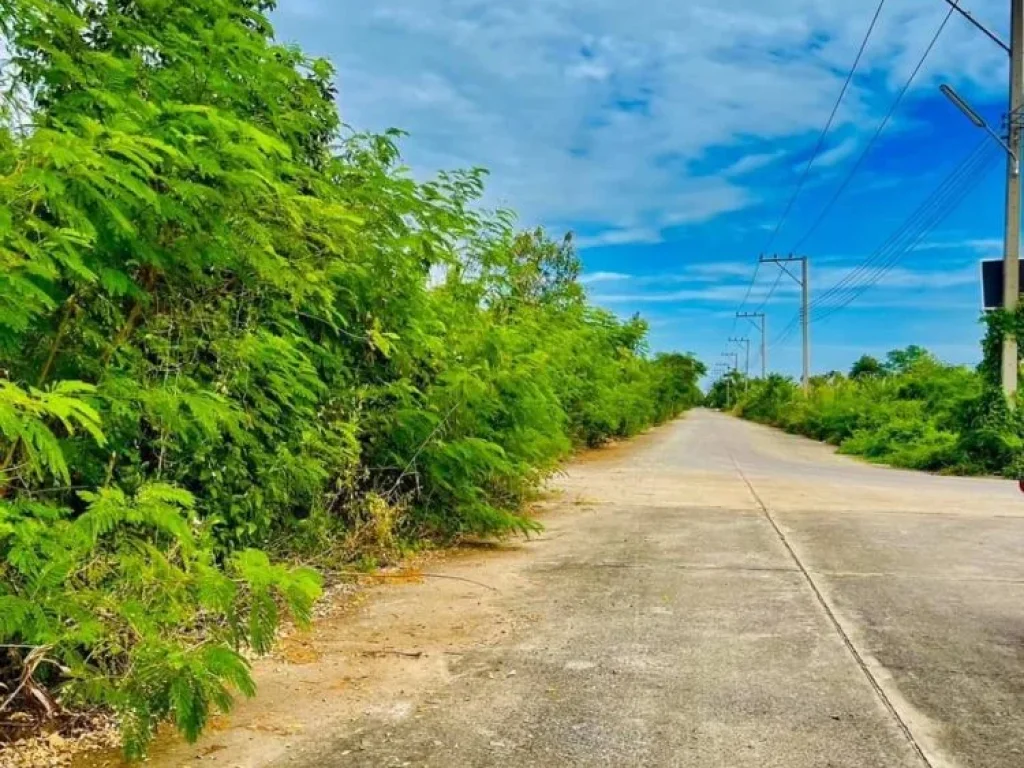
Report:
706,370,748,410
0,0,707,755
850,355,884,380
884,345,931,375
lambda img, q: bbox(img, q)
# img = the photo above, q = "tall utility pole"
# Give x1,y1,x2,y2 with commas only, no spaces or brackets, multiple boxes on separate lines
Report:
1004,0,1023,400
761,255,811,393
736,312,767,378
802,257,811,395
939,1,1022,399
729,337,751,379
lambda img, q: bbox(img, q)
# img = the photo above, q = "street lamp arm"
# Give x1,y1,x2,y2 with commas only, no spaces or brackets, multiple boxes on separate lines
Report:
982,121,1021,175
940,84,1021,176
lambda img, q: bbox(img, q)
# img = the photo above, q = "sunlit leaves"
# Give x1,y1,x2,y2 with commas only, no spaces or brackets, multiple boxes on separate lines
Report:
0,0,704,758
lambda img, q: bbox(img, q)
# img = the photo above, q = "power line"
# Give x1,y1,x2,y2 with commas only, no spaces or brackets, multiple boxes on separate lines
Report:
814,151,1000,322
810,140,991,315
940,0,1009,53
731,0,887,338
789,1,959,254
767,0,968,351
730,261,761,334
771,144,988,345
768,138,998,348
752,269,785,313
761,0,888,255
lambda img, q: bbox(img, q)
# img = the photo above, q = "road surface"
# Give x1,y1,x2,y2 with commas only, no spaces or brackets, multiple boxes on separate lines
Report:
152,410,1024,768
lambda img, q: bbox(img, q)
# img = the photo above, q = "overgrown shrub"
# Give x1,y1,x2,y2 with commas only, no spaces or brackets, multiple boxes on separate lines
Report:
729,342,1023,477
0,0,705,756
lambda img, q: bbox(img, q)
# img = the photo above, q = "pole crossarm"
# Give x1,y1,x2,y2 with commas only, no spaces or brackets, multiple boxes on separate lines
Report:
761,254,810,392
729,338,752,381
737,312,768,379
760,255,803,285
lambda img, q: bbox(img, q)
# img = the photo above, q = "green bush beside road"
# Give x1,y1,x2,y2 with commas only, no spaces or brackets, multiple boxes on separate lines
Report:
716,325,1024,477
0,0,705,756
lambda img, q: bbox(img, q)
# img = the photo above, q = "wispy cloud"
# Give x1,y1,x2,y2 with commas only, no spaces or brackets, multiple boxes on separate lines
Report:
271,0,1005,376
273,0,1007,234
721,151,786,178
591,262,979,305
593,285,756,304
813,136,859,169
581,261,762,288
575,228,663,249
580,271,632,284
914,237,1003,256
814,264,978,290
683,262,757,280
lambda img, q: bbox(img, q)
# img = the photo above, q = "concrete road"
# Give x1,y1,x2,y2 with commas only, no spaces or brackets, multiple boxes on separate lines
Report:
278,410,1024,768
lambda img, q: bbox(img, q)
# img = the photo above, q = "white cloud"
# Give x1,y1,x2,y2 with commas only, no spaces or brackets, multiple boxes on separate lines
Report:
567,61,612,81
580,271,632,284
684,262,758,279
814,263,978,290
594,285,759,304
582,261,770,288
813,136,860,169
272,0,1007,233
590,262,979,305
722,151,786,178
914,237,1003,256
574,227,663,249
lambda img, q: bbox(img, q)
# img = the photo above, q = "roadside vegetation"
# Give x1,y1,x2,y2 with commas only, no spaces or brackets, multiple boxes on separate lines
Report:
0,0,705,758
709,311,1024,477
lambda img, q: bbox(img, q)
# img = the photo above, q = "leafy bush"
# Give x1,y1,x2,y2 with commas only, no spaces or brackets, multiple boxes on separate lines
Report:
0,0,706,756
730,344,1022,477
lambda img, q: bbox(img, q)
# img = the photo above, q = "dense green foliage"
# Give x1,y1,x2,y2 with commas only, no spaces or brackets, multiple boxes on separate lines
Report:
705,370,746,411
0,0,704,755
726,333,1023,477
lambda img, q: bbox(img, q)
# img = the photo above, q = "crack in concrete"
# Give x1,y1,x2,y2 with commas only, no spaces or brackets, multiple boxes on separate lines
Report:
730,452,936,768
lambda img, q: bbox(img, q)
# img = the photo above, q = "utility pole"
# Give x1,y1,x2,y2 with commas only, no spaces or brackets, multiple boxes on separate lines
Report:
737,312,767,378
802,256,811,395
761,254,811,393
729,337,751,380
1004,0,1023,400
939,1,1021,400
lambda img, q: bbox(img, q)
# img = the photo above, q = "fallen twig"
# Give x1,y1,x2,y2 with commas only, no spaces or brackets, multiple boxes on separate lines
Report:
335,570,498,592
0,646,59,719
360,649,424,659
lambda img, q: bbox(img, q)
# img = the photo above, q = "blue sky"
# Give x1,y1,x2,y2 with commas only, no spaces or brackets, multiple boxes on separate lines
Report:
272,0,1013,379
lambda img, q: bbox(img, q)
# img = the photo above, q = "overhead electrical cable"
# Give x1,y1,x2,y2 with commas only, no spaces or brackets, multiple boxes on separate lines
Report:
761,0,889,255
730,0,887,330
788,1,960,254
768,138,997,348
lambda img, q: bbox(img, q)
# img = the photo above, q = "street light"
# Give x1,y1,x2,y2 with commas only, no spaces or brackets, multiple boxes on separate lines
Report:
940,83,1019,175
938,2,1022,402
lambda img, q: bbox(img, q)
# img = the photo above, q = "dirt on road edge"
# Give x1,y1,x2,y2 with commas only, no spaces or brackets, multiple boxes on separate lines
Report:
63,433,644,768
